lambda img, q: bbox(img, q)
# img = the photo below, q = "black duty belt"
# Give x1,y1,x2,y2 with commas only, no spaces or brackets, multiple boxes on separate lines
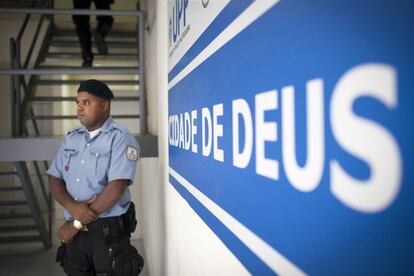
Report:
83,214,127,233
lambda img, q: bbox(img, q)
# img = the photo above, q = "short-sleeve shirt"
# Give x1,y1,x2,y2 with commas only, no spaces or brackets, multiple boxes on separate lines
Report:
47,117,139,221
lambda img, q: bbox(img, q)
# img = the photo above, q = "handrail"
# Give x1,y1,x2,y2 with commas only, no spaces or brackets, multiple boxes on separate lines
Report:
14,39,21,135
0,67,140,75
21,21,54,136
0,8,144,16
16,0,39,42
16,14,31,42
23,14,45,69
9,38,16,137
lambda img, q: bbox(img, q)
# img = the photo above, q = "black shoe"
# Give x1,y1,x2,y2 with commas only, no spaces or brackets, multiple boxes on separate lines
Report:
93,29,108,55
82,54,93,67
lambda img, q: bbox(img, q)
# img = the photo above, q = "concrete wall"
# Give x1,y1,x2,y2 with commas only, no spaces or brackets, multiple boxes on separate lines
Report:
136,1,166,275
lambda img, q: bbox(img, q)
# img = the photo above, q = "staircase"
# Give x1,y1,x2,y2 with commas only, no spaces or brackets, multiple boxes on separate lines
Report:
0,3,153,249
26,24,143,135
0,162,51,247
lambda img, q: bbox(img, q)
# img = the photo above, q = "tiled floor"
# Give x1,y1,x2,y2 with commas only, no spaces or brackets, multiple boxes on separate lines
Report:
0,239,149,276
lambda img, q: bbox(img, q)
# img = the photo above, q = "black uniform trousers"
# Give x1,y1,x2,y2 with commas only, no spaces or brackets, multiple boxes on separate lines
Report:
72,0,114,58
58,216,143,276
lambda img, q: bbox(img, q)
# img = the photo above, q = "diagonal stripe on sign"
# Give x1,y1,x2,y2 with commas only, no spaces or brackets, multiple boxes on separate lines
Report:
169,167,306,275
168,0,281,90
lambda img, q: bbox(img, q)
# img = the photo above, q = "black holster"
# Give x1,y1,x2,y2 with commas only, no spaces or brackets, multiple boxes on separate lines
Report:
56,243,66,267
124,201,137,233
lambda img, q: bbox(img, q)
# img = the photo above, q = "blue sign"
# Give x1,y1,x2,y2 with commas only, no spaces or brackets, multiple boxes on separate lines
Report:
168,0,414,274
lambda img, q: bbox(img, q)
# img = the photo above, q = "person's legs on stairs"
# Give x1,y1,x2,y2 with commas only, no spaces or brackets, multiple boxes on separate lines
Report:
73,0,94,67
93,0,114,55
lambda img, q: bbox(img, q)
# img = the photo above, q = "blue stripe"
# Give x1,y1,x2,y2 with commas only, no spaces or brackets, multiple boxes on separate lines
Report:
168,0,253,81
169,172,276,275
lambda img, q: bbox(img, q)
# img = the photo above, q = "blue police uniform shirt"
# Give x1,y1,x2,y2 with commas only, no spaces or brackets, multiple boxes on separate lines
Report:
47,117,139,221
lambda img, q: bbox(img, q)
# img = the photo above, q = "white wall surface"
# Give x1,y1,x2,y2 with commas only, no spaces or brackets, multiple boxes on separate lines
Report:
136,0,167,275
138,1,248,275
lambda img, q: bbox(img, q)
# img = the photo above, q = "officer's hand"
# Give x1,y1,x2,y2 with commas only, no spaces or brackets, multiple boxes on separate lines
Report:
68,202,97,224
58,222,79,244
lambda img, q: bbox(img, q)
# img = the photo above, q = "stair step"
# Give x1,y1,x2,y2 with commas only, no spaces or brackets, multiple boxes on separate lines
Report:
0,225,37,233
47,49,138,55
25,114,140,120
0,201,28,208
33,96,140,102
26,67,139,75
52,37,137,43
0,213,32,219
0,235,40,243
53,29,137,39
35,79,139,86
0,171,17,177
38,65,139,70
45,52,138,59
50,40,137,48
0,186,22,192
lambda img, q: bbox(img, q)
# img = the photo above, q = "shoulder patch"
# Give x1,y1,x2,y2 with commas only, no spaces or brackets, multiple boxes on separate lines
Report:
126,145,138,161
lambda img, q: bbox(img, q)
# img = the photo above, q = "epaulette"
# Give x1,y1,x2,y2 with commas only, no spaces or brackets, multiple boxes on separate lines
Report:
67,126,83,136
112,122,128,134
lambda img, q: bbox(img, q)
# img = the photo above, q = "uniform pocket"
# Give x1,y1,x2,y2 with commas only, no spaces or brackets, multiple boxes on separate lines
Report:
62,148,79,176
89,147,111,178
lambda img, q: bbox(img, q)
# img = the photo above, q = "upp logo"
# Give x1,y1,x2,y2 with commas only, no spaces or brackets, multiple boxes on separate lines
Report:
169,0,190,44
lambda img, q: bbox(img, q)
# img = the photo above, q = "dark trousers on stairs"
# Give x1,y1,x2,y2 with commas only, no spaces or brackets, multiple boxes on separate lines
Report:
72,0,114,60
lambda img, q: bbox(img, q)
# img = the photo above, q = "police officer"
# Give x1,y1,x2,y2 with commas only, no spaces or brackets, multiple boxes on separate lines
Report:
48,79,143,275
73,0,114,67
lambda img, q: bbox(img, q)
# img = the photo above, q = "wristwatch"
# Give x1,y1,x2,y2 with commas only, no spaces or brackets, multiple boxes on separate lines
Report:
73,219,84,230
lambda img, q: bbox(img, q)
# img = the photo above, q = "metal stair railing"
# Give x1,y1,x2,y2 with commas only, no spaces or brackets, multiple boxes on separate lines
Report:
17,5,52,215
1,0,53,249
11,0,54,138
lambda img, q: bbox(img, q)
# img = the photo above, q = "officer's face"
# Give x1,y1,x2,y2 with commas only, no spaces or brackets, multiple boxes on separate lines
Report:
76,92,110,130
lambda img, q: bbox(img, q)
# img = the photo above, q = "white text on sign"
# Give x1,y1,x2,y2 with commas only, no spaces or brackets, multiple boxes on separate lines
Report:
168,63,402,213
